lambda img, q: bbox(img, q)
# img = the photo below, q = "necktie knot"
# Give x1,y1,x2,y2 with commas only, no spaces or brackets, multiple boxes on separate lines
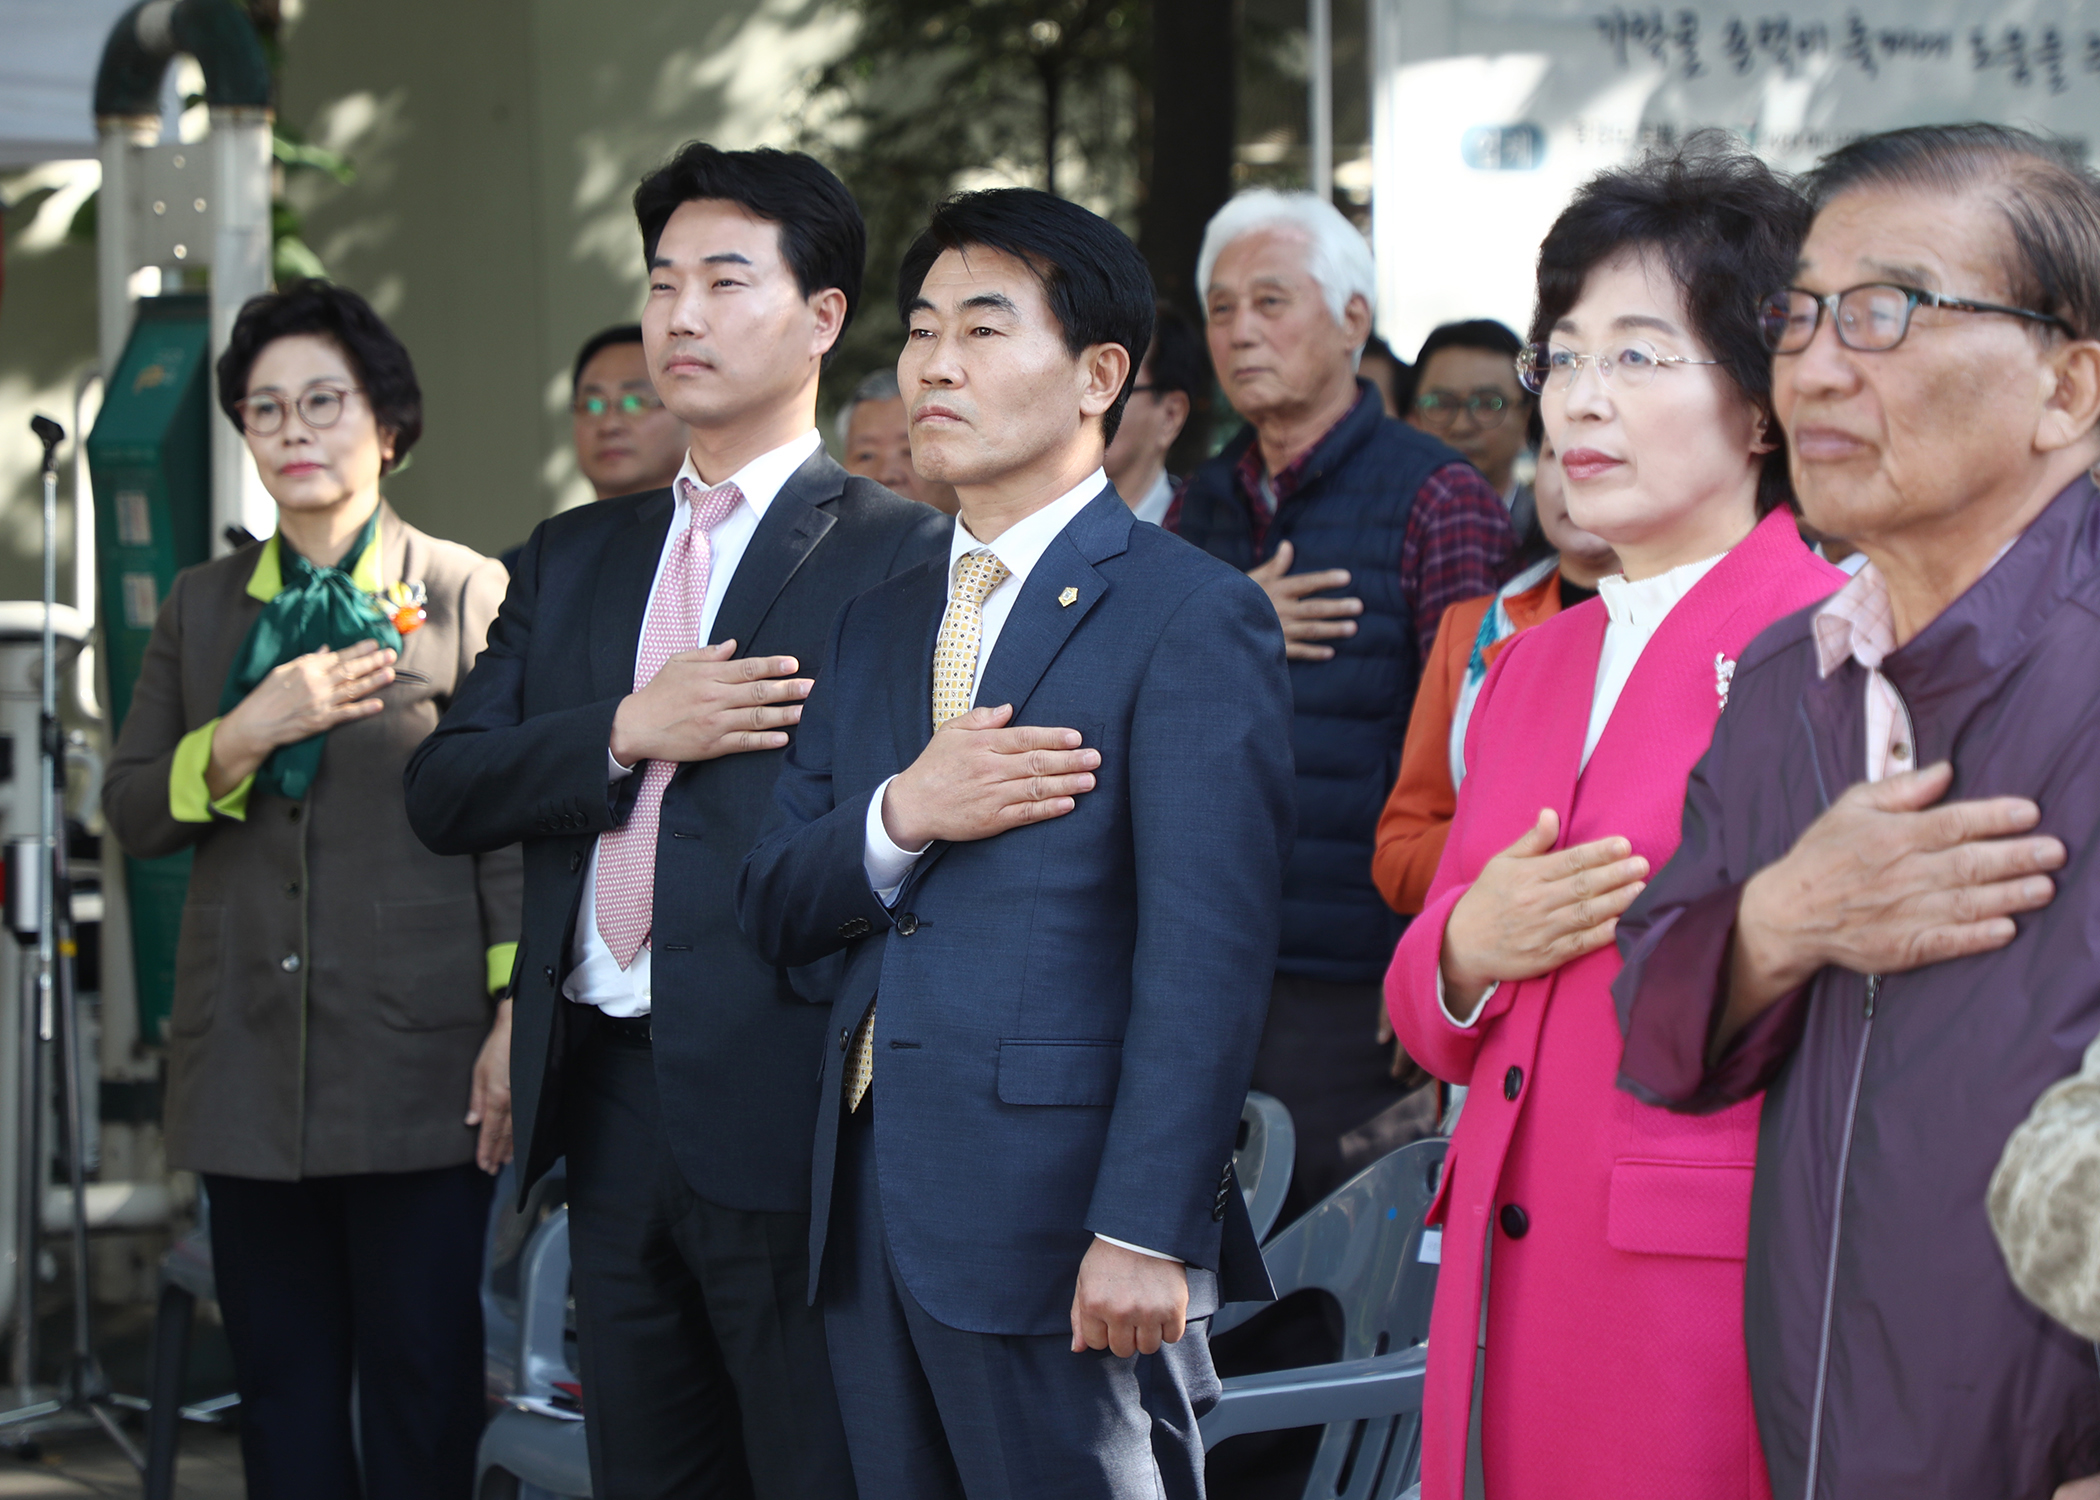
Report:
677,477,743,537
952,549,1010,607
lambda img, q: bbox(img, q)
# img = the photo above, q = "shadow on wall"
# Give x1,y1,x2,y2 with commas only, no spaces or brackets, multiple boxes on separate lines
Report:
280,0,849,550
0,161,99,606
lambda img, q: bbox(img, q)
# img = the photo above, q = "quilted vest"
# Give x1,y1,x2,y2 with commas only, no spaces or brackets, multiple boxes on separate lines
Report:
1177,383,1467,982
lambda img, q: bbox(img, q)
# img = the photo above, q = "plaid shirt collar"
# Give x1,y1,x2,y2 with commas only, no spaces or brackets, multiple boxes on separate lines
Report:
1231,387,1370,547
1812,560,1895,678
1813,539,2020,679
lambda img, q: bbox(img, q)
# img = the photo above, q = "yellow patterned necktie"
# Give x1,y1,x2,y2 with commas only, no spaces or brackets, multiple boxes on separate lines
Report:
847,548,1012,1112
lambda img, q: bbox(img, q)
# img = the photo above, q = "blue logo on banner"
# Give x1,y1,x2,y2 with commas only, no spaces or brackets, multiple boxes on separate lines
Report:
1461,124,1545,171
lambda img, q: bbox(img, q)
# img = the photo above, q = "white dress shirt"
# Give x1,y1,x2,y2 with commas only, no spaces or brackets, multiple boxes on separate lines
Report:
565,429,823,1017
1441,549,1725,1029
1129,469,1175,527
854,470,1174,1263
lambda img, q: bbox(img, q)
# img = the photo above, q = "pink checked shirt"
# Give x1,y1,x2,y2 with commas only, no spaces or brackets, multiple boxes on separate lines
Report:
1812,544,2016,781
1811,560,1915,784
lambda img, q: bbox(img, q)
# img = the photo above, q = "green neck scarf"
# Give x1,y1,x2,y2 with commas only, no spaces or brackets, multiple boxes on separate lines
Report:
219,508,400,803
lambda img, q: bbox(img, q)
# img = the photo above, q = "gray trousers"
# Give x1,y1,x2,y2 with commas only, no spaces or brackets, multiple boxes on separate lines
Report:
823,1102,1220,1499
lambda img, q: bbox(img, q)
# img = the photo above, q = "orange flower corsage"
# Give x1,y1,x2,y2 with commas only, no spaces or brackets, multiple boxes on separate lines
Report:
380,580,428,635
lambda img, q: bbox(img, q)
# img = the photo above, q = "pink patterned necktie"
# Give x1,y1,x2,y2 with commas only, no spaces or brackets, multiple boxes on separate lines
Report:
594,478,743,969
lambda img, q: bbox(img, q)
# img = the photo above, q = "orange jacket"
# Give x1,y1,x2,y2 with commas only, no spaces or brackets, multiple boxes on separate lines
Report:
1372,569,1567,915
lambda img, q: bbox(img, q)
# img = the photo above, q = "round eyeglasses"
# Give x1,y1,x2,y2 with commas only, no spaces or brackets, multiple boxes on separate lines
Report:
1516,340,1720,395
233,385,364,437
1412,389,1511,429
1760,283,2076,354
572,391,666,418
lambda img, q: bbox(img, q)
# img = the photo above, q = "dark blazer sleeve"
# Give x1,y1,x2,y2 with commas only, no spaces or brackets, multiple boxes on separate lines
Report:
450,554,524,958
1088,571,1294,1263
1614,719,1813,1112
103,569,212,862
735,597,893,965
404,524,635,857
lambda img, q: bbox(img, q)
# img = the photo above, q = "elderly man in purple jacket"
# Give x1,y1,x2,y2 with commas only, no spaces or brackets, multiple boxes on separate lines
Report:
1614,123,2100,1500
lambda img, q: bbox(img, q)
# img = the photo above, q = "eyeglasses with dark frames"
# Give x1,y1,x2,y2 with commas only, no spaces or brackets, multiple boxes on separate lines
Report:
1412,389,1513,428
1761,283,2076,355
234,385,365,437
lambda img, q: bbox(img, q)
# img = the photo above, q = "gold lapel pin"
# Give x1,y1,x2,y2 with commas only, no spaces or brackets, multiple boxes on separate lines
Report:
1058,586,1079,608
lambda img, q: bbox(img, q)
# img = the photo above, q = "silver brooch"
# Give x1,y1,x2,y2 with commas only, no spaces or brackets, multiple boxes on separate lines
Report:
1715,652,1737,711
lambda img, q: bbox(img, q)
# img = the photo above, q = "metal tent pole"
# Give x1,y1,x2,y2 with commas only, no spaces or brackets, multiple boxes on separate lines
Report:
1309,0,1334,201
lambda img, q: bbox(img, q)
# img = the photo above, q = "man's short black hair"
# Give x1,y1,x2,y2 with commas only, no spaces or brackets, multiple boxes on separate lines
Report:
632,142,866,370
1801,123,2100,342
1362,332,1418,410
1145,303,1206,401
897,188,1156,443
1413,319,1526,387
571,324,644,395
215,278,422,474
1532,133,1810,516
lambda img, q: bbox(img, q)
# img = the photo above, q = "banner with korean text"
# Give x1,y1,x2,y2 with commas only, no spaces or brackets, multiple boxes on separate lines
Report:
1369,0,2100,353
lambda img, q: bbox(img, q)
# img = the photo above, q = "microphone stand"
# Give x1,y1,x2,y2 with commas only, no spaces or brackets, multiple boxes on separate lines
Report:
0,417,142,1469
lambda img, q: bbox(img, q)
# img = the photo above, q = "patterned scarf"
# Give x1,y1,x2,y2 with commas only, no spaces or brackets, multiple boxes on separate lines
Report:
218,509,399,802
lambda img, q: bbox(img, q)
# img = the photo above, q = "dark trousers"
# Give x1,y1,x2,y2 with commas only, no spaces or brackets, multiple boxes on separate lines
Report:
824,1101,1219,1500
203,1163,492,1500
561,1021,854,1500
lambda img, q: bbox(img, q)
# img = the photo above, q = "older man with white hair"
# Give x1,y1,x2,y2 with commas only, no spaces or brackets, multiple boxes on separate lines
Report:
1175,190,1516,1216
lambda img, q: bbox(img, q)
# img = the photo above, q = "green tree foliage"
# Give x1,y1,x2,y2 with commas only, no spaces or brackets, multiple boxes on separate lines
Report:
798,0,1150,408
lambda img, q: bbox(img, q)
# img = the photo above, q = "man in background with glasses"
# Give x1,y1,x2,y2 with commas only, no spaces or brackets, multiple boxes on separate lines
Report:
1408,319,1547,560
1105,303,1202,526
570,324,691,502
1615,123,2100,1497
503,326,693,573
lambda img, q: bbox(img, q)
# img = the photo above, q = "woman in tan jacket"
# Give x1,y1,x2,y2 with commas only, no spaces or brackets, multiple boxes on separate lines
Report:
103,281,518,1500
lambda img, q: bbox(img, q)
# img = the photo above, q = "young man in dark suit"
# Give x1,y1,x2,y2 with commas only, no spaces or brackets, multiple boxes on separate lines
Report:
404,143,947,1499
737,189,1294,1498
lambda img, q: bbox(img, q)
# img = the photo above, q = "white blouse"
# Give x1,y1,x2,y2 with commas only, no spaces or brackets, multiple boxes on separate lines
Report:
1583,551,1726,771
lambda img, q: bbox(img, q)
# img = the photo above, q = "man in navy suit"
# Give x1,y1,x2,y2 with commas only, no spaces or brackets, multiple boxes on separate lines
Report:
737,189,1294,1498
406,143,947,1498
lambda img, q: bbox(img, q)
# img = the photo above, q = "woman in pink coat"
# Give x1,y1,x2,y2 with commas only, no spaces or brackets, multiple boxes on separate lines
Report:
1386,142,1845,1498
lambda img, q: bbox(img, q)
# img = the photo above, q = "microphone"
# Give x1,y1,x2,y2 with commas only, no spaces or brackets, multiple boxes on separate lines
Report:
29,416,64,476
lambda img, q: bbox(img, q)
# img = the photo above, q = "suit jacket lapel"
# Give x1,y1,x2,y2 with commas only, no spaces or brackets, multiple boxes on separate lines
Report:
709,449,842,651
972,485,1130,719
890,572,947,769
1579,510,1802,787
589,490,675,701
972,543,1106,718
1519,602,1600,841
